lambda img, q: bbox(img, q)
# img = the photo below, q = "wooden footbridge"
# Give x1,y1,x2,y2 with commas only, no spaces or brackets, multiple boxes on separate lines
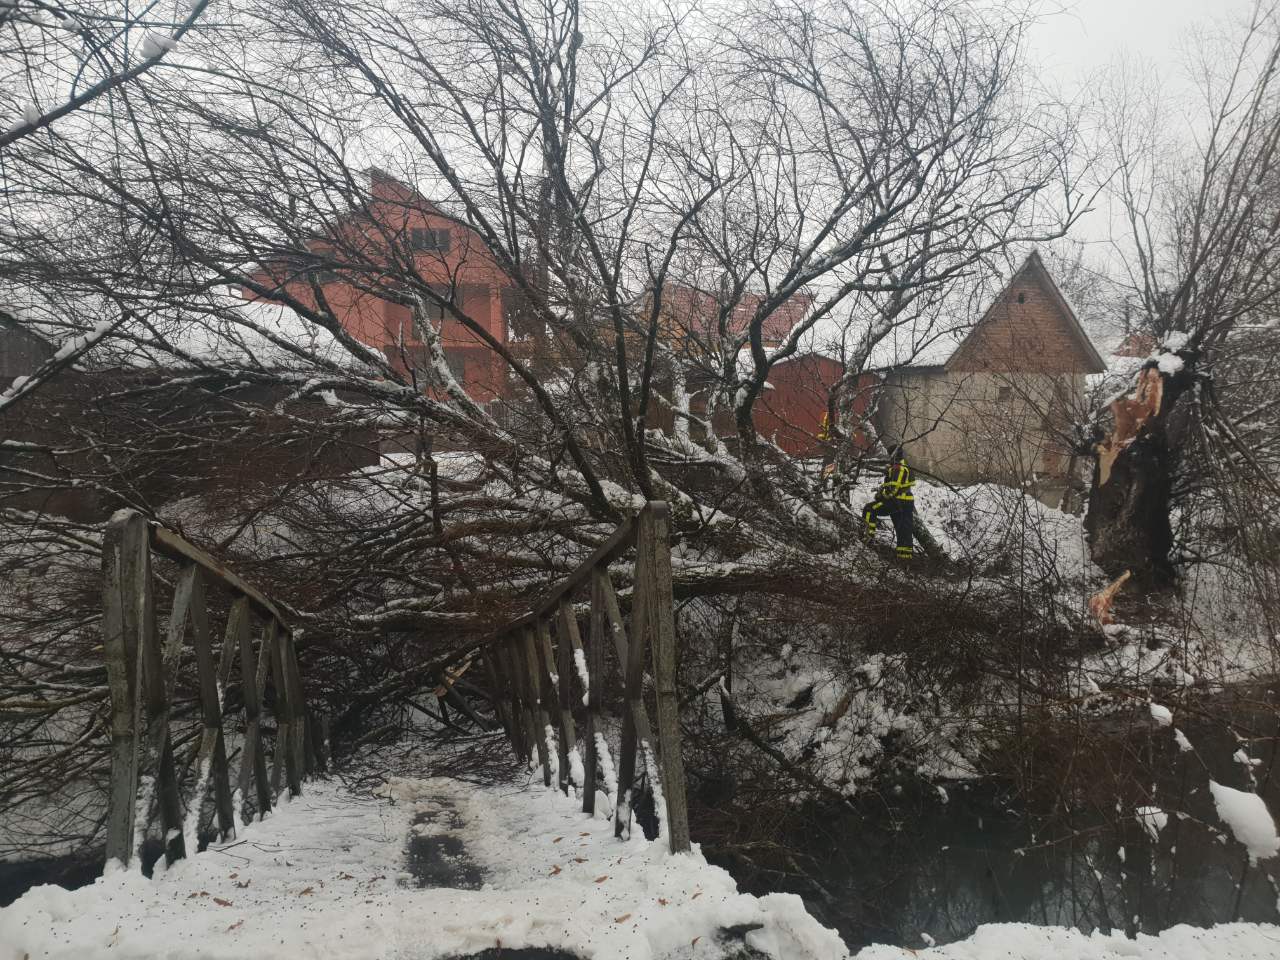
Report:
98,501,690,873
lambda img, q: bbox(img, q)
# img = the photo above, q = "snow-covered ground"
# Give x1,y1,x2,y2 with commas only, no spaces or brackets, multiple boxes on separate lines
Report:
2,764,1275,959
0,767,845,960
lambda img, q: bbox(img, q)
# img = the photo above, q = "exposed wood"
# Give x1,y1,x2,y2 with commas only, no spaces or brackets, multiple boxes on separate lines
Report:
507,513,636,631
280,628,306,796
187,565,235,841
139,539,185,866
643,503,690,853
150,523,287,624
615,510,651,840
536,618,570,792
241,614,273,819
101,511,146,867
266,619,289,796
582,569,607,815
502,637,535,763
599,575,655,745
219,597,249,690
520,627,553,787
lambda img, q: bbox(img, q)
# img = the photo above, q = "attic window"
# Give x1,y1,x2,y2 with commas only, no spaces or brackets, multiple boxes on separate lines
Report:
1017,292,1026,304
411,228,451,253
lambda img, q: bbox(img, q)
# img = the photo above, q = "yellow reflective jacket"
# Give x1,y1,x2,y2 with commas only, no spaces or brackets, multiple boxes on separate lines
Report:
878,459,914,502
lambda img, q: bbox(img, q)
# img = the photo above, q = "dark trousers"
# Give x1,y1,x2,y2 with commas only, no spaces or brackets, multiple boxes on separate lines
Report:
863,499,914,558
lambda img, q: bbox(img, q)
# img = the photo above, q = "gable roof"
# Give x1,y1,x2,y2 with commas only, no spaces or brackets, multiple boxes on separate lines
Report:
873,251,1106,375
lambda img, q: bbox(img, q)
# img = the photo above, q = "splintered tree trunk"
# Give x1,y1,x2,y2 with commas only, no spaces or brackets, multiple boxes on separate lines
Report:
1085,365,1191,590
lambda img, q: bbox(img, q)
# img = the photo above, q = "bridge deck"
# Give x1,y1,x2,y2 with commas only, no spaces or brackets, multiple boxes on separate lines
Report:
0,760,845,959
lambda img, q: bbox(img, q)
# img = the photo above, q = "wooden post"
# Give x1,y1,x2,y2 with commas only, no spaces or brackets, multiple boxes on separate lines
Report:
501,637,534,762
615,510,652,840
265,620,290,796
138,542,185,865
537,618,574,793
519,627,553,786
482,650,514,745
186,565,236,842
101,511,147,867
239,613,272,820
279,627,305,796
599,574,655,746
582,569,608,815
556,600,584,795
643,502,690,853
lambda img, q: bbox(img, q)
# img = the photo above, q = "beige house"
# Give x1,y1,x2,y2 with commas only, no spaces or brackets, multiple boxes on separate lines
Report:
872,252,1106,505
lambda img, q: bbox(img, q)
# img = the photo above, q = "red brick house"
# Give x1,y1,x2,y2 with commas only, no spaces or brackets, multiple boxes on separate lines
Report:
248,170,515,403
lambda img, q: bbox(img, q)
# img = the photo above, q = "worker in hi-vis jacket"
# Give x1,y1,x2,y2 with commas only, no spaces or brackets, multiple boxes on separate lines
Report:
862,445,914,560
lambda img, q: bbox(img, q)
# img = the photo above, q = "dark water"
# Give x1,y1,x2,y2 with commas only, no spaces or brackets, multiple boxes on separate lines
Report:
757,784,1279,951
0,849,102,908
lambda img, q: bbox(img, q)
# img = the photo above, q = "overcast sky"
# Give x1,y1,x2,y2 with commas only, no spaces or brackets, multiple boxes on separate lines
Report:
1028,0,1254,93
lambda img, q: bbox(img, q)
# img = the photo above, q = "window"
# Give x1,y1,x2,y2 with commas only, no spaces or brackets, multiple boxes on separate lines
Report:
997,385,1013,401
410,227,451,253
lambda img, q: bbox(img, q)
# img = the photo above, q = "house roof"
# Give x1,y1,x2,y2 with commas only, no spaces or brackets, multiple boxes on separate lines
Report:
872,251,1107,375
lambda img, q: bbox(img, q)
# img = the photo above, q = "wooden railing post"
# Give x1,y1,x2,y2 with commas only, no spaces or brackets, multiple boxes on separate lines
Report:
614,510,651,839
185,565,236,842
101,511,147,868
279,627,305,796
582,569,608,814
102,516,313,872
519,627,554,786
643,503,690,853
241,615,273,820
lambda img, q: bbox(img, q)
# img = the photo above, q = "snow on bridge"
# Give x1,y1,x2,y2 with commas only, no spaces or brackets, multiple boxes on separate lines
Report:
3,759,1276,960
0,764,843,959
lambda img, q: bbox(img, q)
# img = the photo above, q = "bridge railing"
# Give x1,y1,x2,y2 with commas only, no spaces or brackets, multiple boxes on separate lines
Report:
480,501,690,853
100,509,326,870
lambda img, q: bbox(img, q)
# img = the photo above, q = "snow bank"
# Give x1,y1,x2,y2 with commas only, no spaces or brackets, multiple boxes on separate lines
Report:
1208,780,1280,864
854,922,1278,959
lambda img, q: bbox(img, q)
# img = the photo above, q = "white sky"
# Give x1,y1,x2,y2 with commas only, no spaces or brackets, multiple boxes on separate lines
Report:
1027,0,1252,90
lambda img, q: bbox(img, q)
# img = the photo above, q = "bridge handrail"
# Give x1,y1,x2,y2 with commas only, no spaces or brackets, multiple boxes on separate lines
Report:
100,509,326,870
480,501,690,853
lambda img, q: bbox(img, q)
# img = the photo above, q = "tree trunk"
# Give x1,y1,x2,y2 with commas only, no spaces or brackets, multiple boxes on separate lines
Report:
1085,364,1193,590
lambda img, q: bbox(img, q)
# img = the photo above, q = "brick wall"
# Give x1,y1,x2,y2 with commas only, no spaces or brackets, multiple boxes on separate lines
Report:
948,271,1097,376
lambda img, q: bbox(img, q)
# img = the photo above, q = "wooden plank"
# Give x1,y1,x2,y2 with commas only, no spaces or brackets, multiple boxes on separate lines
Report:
582,569,607,814
507,513,636,632
614,508,652,840
219,597,249,690
599,575,655,745
266,620,288,797
150,524,287,625
537,618,573,794
187,565,236,842
101,510,146,867
279,627,305,796
239,614,272,820
644,502,691,853
555,601,584,794
501,639,533,762
139,536,185,866
519,627,553,787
